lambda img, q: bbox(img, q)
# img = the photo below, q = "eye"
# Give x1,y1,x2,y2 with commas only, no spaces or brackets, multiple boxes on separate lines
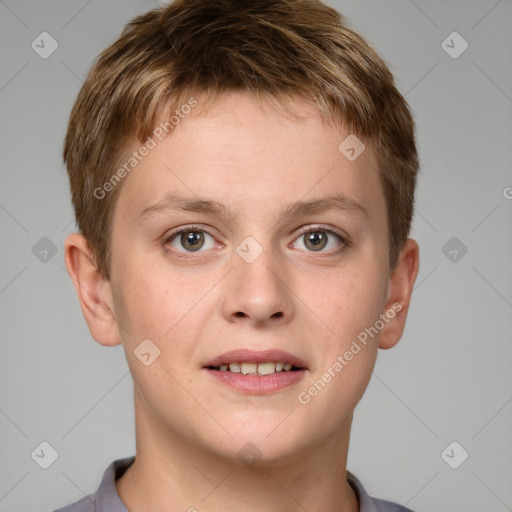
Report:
291,228,345,252
166,228,217,252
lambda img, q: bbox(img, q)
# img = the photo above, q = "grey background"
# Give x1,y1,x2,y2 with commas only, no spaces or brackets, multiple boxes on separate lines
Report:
1,1,511,511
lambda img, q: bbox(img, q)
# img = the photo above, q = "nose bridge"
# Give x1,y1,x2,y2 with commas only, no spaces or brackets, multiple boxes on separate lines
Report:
223,236,293,324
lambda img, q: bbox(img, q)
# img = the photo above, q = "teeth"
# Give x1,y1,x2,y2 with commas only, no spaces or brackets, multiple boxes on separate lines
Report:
240,363,258,375
228,363,241,373
218,361,297,375
257,362,275,375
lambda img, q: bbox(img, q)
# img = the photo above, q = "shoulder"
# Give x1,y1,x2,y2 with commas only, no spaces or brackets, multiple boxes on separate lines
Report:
52,457,135,512
347,471,415,512
52,494,95,512
369,497,415,512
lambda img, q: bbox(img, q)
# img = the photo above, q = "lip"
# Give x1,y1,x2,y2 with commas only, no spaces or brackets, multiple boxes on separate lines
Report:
203,349,308,369
205,368,307,394
202,349,308,395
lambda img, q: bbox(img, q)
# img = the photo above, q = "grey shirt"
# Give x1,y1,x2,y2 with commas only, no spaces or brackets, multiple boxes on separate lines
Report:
53,456,414,512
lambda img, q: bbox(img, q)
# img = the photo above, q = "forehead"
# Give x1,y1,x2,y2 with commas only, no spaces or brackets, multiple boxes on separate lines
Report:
113,91,384,225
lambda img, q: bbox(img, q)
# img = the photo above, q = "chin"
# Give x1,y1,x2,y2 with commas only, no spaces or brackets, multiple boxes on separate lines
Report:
208,417,313,465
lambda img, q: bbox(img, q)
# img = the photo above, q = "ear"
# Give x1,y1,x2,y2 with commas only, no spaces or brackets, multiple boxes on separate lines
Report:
64,233,122,346
379,238,420,350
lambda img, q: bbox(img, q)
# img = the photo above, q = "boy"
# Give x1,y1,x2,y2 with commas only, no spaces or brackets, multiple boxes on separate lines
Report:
57,0,420,510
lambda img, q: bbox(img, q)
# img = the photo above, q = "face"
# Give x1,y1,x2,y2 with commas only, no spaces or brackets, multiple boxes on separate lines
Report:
106,92,395,462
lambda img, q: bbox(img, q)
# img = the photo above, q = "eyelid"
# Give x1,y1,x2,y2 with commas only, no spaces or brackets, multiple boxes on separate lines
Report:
164,223,348,240
293,223,349,244
165,224,218,241
163,223,350,255
163,224,221,256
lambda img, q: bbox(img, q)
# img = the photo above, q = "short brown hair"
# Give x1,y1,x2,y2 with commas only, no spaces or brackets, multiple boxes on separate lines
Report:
64,0,418,278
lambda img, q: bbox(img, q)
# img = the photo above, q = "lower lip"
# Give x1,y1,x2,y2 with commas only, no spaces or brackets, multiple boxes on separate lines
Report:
204,368,307,394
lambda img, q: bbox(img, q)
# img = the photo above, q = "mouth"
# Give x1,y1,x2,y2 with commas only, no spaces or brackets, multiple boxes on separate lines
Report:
203,349,308,394
205,361,303,375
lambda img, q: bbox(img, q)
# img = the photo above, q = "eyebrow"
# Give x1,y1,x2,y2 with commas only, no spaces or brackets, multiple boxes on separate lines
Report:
137,191,367,222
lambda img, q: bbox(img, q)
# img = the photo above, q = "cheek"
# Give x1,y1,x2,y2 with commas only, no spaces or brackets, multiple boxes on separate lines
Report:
297,262,388,345
112,260,185,344
112,256,223,362
294,268,385,418
292,260,387,407
112,266,205,398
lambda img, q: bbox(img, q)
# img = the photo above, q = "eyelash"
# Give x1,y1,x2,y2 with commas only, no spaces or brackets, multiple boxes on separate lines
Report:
293,225,350,253
163,224,350,258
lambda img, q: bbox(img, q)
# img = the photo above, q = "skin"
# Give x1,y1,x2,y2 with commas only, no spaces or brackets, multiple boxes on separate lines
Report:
65,91,419,512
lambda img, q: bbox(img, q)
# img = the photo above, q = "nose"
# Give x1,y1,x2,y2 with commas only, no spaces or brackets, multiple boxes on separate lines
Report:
222,246,294,327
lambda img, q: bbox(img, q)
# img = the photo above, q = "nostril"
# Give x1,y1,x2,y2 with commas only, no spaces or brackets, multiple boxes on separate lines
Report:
233,311,283,319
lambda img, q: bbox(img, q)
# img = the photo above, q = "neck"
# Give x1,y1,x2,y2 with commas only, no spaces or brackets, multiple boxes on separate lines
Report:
117,388,359,512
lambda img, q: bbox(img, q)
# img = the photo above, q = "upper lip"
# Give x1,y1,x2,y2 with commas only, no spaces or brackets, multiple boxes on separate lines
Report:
204,349,308,369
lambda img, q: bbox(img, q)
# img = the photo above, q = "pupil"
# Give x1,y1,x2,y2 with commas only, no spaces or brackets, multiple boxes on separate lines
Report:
182,231,204,251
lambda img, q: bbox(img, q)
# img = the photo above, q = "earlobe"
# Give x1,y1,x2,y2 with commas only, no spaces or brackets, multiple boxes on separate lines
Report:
64,233,122,346
378,238,420,350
